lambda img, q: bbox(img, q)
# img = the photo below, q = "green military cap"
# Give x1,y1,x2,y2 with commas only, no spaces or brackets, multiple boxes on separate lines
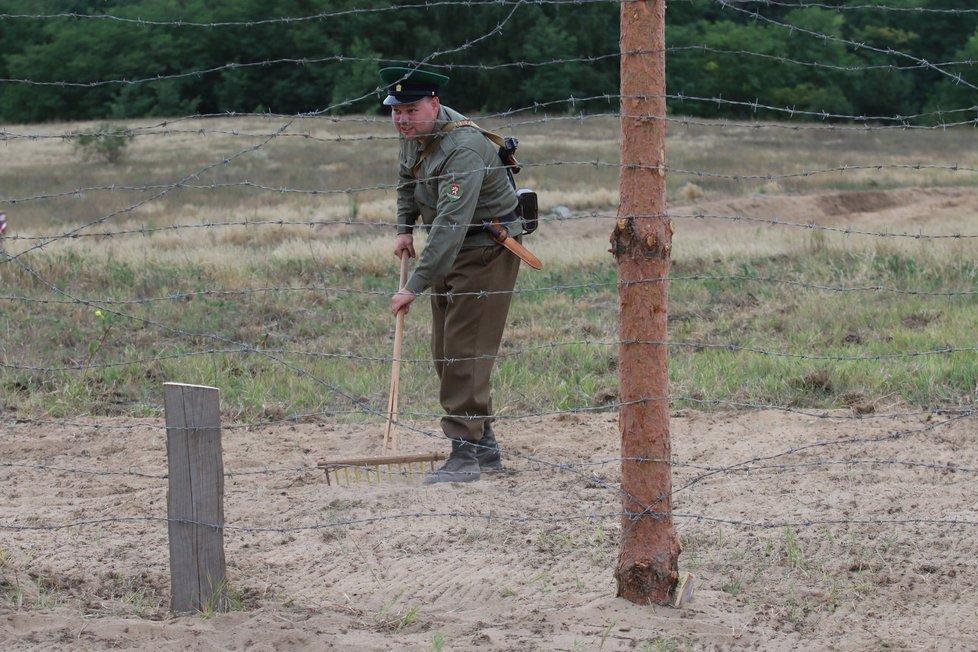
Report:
380,67,450,106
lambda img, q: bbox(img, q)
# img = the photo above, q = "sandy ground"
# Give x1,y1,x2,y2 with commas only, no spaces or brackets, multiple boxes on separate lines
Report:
2,188,978,651
2,407,976,651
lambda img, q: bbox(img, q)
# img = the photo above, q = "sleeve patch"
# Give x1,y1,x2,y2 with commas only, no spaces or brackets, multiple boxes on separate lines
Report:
446,183,463,201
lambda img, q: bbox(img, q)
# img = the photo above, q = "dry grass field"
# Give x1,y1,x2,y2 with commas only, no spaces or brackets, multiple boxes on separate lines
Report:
2,114,978,650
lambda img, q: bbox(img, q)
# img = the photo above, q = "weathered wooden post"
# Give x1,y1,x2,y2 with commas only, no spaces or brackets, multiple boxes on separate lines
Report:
164,382,227,613
612,0,680,604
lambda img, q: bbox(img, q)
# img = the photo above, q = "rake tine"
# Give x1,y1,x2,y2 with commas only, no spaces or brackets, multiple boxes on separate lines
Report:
318,453,446,486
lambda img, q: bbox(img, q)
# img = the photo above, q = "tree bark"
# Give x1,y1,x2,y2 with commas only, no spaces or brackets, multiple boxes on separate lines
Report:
612,0,680,605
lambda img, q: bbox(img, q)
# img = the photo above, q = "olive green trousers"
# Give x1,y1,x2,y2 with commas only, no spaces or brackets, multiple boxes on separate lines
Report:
430,242,521,441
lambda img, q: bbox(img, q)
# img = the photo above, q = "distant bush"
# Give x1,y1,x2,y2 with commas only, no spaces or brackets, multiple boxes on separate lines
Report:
74,124,134,164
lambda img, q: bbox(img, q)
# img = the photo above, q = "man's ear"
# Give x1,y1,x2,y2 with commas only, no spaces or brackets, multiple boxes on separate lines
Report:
431,96,441,111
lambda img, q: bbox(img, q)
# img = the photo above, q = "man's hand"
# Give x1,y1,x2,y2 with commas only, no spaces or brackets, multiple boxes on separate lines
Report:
391,288,415,316
393,234,415,259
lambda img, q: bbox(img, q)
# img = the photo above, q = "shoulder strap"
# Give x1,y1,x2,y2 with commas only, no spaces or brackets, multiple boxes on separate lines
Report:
449,119,506,148
411,120,506,177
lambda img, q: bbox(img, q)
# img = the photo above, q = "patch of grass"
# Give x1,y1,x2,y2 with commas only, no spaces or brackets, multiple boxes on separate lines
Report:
598,618,619,650
74,124,134,164
784,527,807,571
195,577,252,617
398,604,421,631
530,570,554,592
641,637,694,652
430,632,447,652
91,571,167,618
720,577,743,596
668,246,978,411
373,594,425,632
0,546,22,608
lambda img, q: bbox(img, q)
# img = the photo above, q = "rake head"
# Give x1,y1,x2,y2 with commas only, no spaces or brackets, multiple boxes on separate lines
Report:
317,452,446,486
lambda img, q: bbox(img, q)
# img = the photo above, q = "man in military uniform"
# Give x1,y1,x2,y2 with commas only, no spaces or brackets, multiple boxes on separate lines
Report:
383,66,523,485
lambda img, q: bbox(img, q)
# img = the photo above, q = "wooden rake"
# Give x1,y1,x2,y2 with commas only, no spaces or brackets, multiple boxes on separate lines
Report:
382,251,410,455
318,251,444,485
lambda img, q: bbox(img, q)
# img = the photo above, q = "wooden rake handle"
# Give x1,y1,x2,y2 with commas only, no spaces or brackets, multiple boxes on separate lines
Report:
383,251,410,453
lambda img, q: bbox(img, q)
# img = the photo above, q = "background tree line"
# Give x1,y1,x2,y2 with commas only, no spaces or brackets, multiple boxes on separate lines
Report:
0,0,975,124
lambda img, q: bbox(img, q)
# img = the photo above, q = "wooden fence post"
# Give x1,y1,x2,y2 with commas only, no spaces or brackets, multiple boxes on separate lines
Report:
164,382,227,613
612,0,681,605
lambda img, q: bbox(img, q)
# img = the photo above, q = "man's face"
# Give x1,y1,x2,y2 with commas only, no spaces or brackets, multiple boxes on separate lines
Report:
391,97,440,140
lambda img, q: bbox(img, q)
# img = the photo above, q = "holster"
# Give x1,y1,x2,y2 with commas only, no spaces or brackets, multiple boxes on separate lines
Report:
516,189,538,235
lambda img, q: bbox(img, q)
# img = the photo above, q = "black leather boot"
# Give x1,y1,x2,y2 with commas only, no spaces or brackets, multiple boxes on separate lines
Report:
423,438,481,485
474,421,503,471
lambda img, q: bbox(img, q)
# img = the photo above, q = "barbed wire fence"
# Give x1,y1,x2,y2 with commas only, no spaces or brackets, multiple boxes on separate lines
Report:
1,0,977,618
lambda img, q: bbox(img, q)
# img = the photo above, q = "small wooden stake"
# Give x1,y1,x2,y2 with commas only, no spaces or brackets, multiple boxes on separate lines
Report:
164,382,227,614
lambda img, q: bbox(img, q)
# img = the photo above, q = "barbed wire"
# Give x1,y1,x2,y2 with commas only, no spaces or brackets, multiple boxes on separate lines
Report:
717,0,978,93
4,157,978,218
3,0,977,31
2,403,971,441
4,179,978,248
2,412,972,539
665,211,978,240
3,511,977,535
3,47,977,91
3,409,973,538
0,462,167,479
668,44,977,73
4,123,294,260
3,1,977,581
4,110,978,151
2,330,975,376
4,268,977,310
3,95,977,149
0,6,524,261
0,415,975,532
579,456,978,475
0,0,620,29
728,0,978,13
5,453,973,485
0,85,974,146
625,409,975,521
1,252,398,425
0,2,975,146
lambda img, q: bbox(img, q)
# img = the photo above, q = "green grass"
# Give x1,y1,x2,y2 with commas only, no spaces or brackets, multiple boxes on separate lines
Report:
2,115,976,420
3,234,976,420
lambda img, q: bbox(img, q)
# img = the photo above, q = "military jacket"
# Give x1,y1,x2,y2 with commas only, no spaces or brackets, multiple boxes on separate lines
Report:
396,105,520,294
